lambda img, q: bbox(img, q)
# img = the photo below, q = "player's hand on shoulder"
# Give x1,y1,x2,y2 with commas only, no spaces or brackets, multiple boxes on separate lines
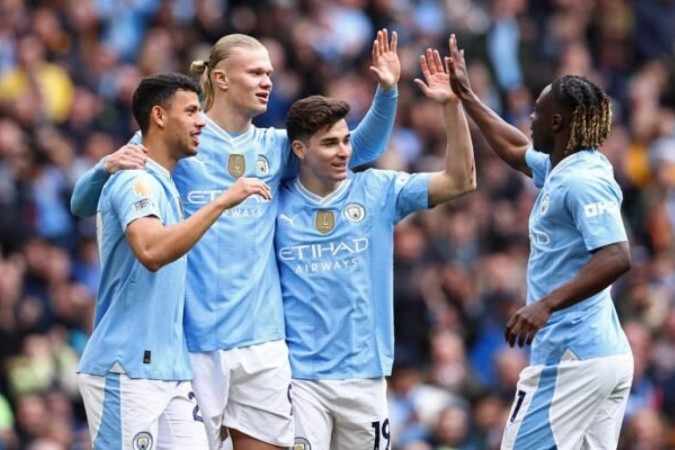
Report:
369,28,400,91
221,177,272,208
102,144,148,174
414,47,457,105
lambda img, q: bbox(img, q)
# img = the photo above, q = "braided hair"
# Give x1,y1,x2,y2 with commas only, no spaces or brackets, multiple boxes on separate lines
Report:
550,75,612,154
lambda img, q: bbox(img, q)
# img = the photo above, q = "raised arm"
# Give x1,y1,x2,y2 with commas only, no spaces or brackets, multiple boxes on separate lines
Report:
349,28,400,167
448,35,532,176
126,177,271,272
415,44,476,205
70,144,148,217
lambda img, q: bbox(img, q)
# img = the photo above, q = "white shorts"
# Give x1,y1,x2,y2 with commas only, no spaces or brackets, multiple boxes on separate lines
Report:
78,373,208,450
501,353,633,450
189,339,294,449
292,378,389,450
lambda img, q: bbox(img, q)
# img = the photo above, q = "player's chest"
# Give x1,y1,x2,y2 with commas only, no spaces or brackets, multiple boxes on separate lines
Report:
279,197,374,243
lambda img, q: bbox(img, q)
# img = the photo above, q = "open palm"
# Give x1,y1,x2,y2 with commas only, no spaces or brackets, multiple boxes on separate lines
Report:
414,48,457,104
370,28,400,91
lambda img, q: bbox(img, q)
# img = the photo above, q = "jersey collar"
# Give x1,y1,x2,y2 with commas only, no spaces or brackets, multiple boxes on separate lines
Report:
294,178,352,206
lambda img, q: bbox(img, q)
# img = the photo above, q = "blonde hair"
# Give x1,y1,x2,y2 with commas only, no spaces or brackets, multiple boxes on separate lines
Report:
190,34,265,111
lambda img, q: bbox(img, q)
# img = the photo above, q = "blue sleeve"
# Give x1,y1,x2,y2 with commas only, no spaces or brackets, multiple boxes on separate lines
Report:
371,170,430,223
109,171,165,230
70,159,110,217
565,175,627,252
525,147,550,189
70,131,143,217
349,86,398,168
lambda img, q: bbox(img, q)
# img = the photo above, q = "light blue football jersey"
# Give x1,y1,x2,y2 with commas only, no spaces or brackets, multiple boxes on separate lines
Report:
276,169,431,379
78,159,192,380
525,148,631,365
130,89,398,352
71,88,397,352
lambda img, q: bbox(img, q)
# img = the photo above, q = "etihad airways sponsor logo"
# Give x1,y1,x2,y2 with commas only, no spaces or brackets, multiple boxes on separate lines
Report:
278,238,369,261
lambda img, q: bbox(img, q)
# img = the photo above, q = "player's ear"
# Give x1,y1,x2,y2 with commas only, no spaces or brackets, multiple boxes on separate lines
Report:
291,140,306,160
212,69,228,91
551,113,564,133
150,105,166,129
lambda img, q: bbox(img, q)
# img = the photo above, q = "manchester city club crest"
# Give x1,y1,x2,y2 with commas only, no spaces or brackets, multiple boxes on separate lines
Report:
344,202,366,223
316,210,335,234
132,431,153,450
228,154,246,179
256,155,270,176
540,194,550,216
293,437,311,450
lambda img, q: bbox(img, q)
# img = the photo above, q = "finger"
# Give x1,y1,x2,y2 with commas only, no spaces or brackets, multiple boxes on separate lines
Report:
372,36,380,59
526,329,536,346
433,49,444,73
414,79,429,95
381,28,389,53
425,49,436,74
418,55,431,78
518,328,528,347
390,30,398,53
449,34,458,55
444,56,452,75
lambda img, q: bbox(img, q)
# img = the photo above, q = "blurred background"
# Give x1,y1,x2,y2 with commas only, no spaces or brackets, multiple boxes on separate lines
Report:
0,0,674,449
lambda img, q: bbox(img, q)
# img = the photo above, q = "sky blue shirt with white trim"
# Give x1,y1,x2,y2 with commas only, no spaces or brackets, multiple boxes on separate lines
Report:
525,148,630,365
78,159,192,380
276,169,431,379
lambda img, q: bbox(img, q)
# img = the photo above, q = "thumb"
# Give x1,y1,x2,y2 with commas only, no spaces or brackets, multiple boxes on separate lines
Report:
414,79,429,95
369,66,382,79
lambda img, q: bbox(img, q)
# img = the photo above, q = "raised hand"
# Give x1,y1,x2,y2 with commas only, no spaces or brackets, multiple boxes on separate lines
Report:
447,34,473,101
221,177,272,209
369,28,400,91
103,144,148,174
414,48,457,104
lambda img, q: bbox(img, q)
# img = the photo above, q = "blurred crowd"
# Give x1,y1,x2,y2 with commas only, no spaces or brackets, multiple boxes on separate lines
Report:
0,0,674,449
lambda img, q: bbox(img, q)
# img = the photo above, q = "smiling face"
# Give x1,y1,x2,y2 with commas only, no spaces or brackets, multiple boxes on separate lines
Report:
217,46,273,118
163,89,205,159
297,119,352,187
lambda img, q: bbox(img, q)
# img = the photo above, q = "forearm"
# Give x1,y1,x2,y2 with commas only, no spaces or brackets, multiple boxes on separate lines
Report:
134,197,233,271
443,102,475,192
461,92,531,173
70,161,110,217
541,242,631,312
428,102,476,205
349,86,398,167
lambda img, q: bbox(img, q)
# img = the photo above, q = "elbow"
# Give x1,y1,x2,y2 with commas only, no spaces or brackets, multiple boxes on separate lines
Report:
136,250,165,272
617,247,632,275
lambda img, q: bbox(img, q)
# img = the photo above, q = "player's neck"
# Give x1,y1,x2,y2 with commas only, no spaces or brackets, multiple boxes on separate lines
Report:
141,136,177,173
298,171,341,198
206,104,252,135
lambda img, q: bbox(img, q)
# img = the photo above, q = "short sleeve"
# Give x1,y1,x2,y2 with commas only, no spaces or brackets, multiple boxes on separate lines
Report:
565,175,627,251
370,170,431,224
108,171,165,230
525,147,550,188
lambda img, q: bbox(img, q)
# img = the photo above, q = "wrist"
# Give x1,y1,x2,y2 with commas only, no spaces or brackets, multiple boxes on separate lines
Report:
99,156,111,175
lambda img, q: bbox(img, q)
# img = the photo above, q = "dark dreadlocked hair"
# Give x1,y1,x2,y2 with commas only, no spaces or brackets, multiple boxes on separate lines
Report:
550,75,612,154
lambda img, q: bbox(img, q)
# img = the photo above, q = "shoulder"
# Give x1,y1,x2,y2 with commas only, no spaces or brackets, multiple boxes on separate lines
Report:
106,170,163,198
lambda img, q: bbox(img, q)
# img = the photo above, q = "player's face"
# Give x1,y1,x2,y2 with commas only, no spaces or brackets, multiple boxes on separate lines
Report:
304,119,352,184
165,90,205,158
530,85,555,154
221,46,273,118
